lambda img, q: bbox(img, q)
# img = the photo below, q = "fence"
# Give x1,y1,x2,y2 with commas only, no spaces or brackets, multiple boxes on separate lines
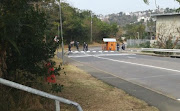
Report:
126,39,150,47
0,78,83,111
141,48,180,56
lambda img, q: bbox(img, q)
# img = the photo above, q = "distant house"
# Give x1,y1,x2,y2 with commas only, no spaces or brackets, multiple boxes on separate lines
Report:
152,13,180,41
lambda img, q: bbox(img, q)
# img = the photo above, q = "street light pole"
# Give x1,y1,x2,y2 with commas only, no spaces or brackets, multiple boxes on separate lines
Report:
58,0,64,65
90,12,93,43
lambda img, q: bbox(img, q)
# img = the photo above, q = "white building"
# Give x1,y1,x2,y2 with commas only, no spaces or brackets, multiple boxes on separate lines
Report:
152,13,180,41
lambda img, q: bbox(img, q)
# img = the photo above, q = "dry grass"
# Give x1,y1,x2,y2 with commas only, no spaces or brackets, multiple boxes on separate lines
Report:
52,57,159,111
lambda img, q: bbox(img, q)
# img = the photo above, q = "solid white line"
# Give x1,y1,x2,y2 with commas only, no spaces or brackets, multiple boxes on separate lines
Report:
68,55,92,58
128,56,136,59
95,54,136,57
95,56,180,73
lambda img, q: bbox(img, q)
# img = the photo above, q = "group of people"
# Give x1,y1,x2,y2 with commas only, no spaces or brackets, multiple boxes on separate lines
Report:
68,41,88,52
116,43,125,51
68,41,125,52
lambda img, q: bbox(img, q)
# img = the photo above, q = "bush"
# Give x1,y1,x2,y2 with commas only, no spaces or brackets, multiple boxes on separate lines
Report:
139,41,151,48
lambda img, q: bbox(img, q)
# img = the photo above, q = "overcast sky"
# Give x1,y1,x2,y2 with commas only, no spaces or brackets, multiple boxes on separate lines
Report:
64,0,180,15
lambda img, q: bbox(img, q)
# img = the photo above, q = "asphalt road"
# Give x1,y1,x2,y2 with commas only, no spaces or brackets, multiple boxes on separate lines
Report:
65,47,180,110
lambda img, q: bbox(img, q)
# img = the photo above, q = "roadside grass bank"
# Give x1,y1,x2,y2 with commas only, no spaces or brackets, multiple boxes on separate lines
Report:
53,57,159,111
0,52,158,111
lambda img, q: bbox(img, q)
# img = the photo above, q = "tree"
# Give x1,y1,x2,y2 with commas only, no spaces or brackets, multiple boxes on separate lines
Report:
124,23,146,39
43,2,119,44
116,27,124,38
0,0,61,85
0,1,63,109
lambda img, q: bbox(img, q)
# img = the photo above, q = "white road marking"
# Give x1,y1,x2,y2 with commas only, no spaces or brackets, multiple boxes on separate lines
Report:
86,51,90,52
95,56,180,73
80,51,85,53
92,51,96,52
72,51,79,53
128,56,136,59
104,51,108,52
99,51,103,53
110,51,114,52
177,99,180,101
68,53,135,58
68,55,92,58
95,54,136,57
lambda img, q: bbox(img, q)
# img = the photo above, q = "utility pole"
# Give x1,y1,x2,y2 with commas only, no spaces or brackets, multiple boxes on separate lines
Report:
58,0,64,65
57,24,60,52
137,32,139,46
90,12,93,43
58,24,60,39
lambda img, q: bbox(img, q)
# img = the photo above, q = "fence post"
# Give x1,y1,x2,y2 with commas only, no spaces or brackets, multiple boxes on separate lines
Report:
55,100,60,111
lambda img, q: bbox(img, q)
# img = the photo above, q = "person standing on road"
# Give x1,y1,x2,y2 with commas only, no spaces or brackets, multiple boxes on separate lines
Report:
117,43,120,51
83,42,86,51
122,42,125,50
74,41,79,51
86,43,88,51
68,43,71,52
76,41,79,51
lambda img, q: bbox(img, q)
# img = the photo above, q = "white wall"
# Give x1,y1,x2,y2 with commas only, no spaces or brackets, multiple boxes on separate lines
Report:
156,15,180,41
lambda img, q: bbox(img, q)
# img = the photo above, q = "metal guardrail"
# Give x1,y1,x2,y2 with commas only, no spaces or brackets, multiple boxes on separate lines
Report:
0,78,83,111
141,48,180,53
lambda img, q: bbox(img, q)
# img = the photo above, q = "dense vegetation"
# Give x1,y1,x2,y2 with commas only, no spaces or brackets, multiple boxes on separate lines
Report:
44,1,118,44
0,0,119,110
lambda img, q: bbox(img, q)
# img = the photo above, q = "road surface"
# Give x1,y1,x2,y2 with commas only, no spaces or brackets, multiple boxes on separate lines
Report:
67,48,180,101
63,47,180,110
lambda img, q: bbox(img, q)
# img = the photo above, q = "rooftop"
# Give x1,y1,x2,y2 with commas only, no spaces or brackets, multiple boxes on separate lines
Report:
103,38,116,42
151,13,180,17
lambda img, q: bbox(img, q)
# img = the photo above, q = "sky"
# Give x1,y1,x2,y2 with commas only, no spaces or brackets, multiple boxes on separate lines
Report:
64,0,180,15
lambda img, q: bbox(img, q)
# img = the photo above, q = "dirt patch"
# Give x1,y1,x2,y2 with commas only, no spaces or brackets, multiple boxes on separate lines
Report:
53,57,159,111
